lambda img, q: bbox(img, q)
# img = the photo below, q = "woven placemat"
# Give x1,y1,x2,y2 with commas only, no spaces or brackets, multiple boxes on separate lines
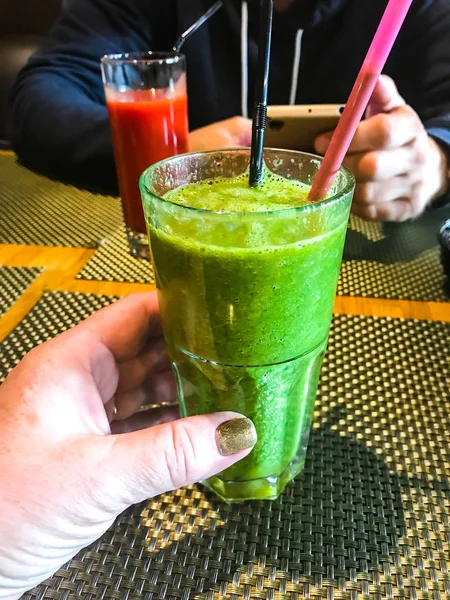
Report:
1,291,449,599
341,208,449,302
348,213,384,243
0,266,41,318
0,154,122,247
77,226,154,284
338,247,447,301
0,292,115,380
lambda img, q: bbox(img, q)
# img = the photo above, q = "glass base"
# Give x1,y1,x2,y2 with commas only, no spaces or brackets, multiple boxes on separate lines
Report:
169,340,326,504
125,226,149,260
201,451,307,503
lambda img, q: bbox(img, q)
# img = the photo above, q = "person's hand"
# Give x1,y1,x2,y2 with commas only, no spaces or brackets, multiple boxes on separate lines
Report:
315,75,449,221
0,292,256,600
189,116,252,152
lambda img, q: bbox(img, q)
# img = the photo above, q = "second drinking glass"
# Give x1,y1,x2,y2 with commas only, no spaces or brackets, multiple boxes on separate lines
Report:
101,52,189,259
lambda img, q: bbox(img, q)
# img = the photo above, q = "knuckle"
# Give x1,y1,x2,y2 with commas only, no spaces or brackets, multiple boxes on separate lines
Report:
414,141,429,166
360,203,378,221
354,182,373,204
164,423,198,489
231,116,246,126
352,200,377,221
408,109,424,134
375,206,393,222
376,114,394,147
360,153,380,180
401,105,423,139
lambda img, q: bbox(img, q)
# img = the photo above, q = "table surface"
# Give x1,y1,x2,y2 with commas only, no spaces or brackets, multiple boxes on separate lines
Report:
1,151,450,600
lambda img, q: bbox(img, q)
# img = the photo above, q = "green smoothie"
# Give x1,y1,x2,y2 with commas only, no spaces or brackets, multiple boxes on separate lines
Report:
141,150,353,502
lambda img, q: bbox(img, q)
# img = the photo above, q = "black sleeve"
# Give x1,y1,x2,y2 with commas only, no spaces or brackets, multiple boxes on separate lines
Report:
10,0,155,193
396,0,450,154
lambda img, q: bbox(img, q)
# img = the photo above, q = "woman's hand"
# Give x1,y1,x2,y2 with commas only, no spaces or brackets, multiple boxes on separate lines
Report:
0,292,256,599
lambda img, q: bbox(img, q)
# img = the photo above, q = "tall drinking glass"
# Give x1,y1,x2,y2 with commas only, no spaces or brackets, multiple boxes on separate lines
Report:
101,52,189,259
140,149,354,502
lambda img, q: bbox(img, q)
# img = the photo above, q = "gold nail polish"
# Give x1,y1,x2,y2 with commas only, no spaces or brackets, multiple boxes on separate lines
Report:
216,418,257,456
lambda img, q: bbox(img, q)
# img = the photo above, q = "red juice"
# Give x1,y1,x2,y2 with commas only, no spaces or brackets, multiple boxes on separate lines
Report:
106,89,189,233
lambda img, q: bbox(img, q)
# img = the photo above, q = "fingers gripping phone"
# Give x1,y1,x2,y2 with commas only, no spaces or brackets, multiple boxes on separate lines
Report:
264,105,344,153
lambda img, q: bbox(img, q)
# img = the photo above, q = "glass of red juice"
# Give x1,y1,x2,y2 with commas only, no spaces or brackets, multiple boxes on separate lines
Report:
101,52,189,259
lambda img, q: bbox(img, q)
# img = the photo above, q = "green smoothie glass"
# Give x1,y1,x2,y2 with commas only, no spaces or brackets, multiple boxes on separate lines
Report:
140,149,354,502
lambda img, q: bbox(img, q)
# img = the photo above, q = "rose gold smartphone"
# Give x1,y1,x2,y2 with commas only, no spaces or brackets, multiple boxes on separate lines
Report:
264,105,344,152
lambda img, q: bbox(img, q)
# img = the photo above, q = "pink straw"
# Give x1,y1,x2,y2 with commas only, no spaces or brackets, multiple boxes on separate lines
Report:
308,0,413,202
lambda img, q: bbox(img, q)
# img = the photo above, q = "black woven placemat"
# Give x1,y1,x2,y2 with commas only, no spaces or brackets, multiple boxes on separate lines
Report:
0,154,122,247
1,291,449,598
341,209,449,302
76,226,154,284
338,247,447,301
0,265,41,317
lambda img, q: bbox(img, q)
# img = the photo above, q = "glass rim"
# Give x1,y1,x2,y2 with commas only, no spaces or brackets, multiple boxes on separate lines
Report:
101,51,185,66
140,148,355,217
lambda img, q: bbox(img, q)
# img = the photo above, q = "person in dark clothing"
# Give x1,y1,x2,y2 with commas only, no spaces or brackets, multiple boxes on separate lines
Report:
10,0,450,221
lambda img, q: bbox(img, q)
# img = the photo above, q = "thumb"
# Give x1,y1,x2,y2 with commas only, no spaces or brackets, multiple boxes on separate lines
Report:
102,412,257,506
366,74,405,119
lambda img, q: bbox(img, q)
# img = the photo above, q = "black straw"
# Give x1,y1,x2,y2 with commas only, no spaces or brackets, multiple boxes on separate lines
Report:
249,0,274,187
173,1,223,52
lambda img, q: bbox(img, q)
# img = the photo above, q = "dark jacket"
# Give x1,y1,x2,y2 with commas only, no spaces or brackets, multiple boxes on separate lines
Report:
10,0,450,192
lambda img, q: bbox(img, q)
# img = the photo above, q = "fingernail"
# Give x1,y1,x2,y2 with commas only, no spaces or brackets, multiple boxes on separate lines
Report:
216,418,257,456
